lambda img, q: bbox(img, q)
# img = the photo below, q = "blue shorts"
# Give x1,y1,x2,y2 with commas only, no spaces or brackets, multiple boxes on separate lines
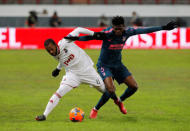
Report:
97,64,132,84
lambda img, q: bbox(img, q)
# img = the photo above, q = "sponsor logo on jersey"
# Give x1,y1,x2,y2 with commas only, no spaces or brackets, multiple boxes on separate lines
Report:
64,54,75,66
108,44,124,50
101,67,106,76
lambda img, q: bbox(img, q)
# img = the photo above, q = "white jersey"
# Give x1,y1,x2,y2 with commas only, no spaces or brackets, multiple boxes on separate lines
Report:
53,27,94,74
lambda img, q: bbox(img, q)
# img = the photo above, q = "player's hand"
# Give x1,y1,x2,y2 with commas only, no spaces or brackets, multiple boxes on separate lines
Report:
64,36,79,41
162,21,178,30
93,32,107,40
52,68,60,77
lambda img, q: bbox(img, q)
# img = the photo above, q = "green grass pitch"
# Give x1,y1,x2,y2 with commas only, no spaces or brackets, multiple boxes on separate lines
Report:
0,49,190,131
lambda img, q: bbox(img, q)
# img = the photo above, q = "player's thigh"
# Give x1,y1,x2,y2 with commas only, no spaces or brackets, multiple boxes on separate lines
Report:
124,75,138,88
104,76,116,92
56,84,73,97
113,64,132,84
57,72,81,97
97,66,115,92
80,67,106,93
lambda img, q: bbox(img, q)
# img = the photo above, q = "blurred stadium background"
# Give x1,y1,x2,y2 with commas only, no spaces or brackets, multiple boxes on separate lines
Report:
0,0,190,27
0,0,190,49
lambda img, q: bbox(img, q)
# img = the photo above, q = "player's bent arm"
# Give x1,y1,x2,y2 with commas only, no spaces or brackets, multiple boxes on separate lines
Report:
65,32,108,41
78,32,108,41
68,27,94,37
78,35,95,41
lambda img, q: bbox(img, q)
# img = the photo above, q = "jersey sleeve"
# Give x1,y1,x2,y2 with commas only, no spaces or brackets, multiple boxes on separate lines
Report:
78,32,110,41
126,26,163,36
67,27,94,37
78,35,94,41
78,27,112,41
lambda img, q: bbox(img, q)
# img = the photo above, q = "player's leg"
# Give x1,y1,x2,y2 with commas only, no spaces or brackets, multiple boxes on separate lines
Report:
93,66,116,111
82,66,117,100
78,67,111,118
120,75,138,101
43,84,73,117
79,67,111,111
93,76,119,111
93,77,127,114
114,64,138,102
90,66,126,117
97,66,118,100
36,85,73,121
88,70,111,119
104,77,118,100
89,77,112,118
36,73,80,121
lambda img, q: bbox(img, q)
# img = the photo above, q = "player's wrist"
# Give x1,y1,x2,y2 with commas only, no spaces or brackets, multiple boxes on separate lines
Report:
162,25,167,30
64,36,79,41
55,68,61,71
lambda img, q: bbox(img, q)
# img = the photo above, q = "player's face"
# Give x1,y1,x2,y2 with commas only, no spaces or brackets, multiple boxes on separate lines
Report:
113,24,125,36
45,43,58,56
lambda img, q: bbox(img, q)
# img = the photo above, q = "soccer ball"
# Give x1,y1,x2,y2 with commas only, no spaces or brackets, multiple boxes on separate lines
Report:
69,107,84,122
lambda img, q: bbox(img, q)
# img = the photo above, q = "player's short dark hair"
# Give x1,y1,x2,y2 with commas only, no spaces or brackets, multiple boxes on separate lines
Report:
44,39,56,47
112,16,125,26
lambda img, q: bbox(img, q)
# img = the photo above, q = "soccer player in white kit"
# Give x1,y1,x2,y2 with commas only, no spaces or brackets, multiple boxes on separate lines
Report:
35,27,106,121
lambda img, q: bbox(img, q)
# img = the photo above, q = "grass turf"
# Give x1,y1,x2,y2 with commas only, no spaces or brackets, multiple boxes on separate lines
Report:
0,49,190,131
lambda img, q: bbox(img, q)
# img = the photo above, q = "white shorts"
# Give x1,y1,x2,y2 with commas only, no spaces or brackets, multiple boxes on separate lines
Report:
59,67,106,93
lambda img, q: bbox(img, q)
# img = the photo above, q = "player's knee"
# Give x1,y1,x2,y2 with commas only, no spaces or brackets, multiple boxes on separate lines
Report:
106,85,115,94
57,84,73,97
129,84,138,91
54,92,62,98
108,89,115,94
134,84,138,89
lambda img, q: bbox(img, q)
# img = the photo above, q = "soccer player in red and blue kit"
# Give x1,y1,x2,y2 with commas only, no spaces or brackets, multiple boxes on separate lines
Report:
65,16,178,119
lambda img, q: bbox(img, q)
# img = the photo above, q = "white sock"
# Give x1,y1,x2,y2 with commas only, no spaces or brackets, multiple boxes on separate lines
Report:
43,94,60,117
118,97,122,102
94,107,98,111
43,83,73,118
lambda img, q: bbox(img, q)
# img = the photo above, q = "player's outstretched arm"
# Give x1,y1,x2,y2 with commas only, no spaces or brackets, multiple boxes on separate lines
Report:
64,36,80,41
64,32,107,41
131,21,178,35
69,27,94,37
64,27,94,41
64,35,94,41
